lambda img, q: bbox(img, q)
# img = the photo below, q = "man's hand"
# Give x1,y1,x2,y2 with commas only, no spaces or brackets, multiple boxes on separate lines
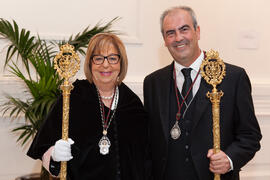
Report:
207,149,231,174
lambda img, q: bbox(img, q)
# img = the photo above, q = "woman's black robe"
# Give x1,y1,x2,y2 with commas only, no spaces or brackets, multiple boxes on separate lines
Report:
27,80,148,180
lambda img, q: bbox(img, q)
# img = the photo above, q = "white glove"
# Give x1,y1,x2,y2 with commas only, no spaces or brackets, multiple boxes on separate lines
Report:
51,138,74,162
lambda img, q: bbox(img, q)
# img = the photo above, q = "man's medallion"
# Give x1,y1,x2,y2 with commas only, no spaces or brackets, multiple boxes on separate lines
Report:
170,121,181,140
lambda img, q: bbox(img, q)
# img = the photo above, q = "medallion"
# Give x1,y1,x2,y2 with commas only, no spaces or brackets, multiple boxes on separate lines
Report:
98,135,111,155
97,86,119,155
170,121,181,139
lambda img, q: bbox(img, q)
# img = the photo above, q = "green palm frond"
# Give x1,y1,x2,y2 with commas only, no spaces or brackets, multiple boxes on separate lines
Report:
12,124,37,145
58,17,121,56
0,18,37,69
1,94,29,118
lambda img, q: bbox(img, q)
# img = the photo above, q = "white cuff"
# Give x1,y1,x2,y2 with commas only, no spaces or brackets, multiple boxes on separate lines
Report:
226,155,234,171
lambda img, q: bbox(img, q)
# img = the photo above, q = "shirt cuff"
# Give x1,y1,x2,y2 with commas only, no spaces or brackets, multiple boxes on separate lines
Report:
226,155,234,171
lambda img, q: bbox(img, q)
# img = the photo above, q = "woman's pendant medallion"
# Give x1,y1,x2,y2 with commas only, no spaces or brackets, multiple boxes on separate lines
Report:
170,121,181,140
98,135,111,155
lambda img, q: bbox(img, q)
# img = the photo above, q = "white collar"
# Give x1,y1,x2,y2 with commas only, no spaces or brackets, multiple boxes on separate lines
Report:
174,51,204,75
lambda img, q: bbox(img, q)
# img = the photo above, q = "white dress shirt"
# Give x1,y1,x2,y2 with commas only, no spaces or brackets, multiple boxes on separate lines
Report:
174,51,204,99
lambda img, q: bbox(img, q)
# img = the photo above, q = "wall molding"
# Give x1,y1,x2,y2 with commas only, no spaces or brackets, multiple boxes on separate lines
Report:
38,33,142,46
241,163,270,180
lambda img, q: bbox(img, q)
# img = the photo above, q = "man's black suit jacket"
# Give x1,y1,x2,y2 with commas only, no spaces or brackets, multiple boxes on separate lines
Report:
143,62,262,180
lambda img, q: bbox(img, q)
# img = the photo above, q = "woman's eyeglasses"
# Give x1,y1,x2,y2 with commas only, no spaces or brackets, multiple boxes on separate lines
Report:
91,54,120,65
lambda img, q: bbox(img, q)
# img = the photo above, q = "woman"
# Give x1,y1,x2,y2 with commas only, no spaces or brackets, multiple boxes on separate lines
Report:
27,33,148,180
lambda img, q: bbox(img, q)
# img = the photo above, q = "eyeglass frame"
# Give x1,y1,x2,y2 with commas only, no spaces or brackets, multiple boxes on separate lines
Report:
91,54,121,65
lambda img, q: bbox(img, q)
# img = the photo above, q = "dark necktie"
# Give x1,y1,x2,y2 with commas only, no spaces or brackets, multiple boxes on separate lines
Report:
181,68,193,105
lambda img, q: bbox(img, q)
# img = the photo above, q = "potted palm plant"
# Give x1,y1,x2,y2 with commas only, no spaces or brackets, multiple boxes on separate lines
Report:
0,17,118,180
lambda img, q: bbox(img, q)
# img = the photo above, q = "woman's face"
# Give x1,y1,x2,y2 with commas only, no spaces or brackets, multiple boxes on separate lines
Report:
91,43,121,88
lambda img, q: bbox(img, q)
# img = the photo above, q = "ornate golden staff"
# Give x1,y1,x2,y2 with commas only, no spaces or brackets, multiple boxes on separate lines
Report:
54,44,80,180
200,50,226,180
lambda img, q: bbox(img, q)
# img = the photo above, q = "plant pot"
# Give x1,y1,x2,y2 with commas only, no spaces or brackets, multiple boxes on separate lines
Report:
15,173,40,180
15,173,59,180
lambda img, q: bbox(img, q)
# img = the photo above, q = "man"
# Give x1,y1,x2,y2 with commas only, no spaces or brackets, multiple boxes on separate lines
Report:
143,6,262,180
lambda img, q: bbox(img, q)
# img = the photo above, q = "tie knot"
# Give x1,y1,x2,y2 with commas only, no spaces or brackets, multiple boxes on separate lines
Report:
181,68,192,78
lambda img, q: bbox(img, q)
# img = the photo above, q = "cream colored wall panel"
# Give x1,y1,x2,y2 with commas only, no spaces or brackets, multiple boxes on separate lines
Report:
1,0,142,45
2,0,270,82
252,82,270,116
240,114,270,179
0,120,41,179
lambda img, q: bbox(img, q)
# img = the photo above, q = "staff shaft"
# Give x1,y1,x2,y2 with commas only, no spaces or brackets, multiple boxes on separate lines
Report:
60,84,72,180
208,90,223,180
212,100,221,180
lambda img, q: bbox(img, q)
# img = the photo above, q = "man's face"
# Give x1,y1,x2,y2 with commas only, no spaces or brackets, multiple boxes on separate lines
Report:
162,9,201,67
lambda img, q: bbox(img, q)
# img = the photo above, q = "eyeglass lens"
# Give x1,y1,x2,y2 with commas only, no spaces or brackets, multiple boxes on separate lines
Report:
92,54,120,64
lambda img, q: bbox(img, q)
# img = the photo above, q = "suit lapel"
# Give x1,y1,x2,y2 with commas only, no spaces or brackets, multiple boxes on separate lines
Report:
191,78,211,132
158,63,174,143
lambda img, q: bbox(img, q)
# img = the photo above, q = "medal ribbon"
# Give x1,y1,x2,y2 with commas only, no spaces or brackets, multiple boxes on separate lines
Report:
99,87,116,129
173,65,200,121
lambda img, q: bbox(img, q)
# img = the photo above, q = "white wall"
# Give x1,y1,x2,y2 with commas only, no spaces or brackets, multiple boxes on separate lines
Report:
1,0,269,179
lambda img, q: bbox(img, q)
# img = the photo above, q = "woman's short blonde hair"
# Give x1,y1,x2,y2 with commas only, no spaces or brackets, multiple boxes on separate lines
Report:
84,33,128,85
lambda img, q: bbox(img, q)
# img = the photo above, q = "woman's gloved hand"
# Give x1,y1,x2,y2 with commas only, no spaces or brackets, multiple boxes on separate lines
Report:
51,138,74,162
